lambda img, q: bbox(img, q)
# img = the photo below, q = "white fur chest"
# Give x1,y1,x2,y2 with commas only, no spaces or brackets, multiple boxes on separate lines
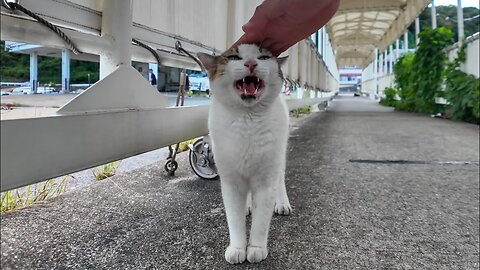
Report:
209,98,288,179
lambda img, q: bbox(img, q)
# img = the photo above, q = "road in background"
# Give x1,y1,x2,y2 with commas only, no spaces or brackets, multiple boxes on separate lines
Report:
0,92,211,120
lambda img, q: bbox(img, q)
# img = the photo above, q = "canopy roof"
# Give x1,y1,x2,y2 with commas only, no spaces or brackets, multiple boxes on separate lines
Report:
327,0,430,67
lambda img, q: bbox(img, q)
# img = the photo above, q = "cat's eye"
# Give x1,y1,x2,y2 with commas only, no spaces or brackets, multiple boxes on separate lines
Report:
258,55,271,60
227,55,242,60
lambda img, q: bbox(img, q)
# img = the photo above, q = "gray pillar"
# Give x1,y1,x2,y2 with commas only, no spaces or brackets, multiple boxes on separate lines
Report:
389,45,393,74
374,48,379,96
431,0,437,29
404,31,409,53
384,51,387,74
62,49,71,92
379,52,383,75
30,52,38,93
457,0,464,41
415,17,420,47
322,27,327,58
396,39,400,60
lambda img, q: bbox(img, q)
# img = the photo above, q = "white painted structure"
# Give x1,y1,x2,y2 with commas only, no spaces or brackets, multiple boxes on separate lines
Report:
61,49,70,92
29,51,38,93
3,0,465,191
326,0,431,98
447,33,480,78
0,0,338,191
327,0,430,67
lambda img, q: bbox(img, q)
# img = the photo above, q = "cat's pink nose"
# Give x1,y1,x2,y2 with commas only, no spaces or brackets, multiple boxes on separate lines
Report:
244,60,257,73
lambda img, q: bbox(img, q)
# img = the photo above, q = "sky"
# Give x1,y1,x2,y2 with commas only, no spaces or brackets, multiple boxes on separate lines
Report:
433,0,479,8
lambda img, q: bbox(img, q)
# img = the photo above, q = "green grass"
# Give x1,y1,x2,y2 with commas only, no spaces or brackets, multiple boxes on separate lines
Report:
290,105,312,118
177,139,197,153
92,161,121,180
0,176,70,213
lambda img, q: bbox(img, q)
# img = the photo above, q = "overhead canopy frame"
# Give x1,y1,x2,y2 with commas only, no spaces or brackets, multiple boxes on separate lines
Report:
327,0,431,67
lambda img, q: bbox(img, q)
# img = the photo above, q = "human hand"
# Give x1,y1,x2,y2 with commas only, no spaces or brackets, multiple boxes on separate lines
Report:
232,0,340,56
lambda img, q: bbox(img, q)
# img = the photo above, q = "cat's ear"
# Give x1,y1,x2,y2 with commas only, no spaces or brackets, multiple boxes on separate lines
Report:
277,56,288,67
197,53,217,75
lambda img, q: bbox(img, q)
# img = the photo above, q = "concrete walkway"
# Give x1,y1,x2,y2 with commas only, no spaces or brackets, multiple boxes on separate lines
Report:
1,95,479,269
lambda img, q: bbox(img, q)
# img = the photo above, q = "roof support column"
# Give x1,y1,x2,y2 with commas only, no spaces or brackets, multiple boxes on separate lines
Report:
403,31,408,53
99,0,133,79
62,49,70,93
415,18,420,47
30,52,38,94
380,52,385,76
322,27,327,59
384,51,388,74
374,48,378,97
457,0,464,41
395,39,400,61
431,0,437,29
379,52,383,76
389,45,393,74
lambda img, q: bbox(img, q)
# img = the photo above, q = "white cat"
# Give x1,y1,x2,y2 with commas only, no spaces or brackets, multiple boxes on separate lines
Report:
198,44,291,264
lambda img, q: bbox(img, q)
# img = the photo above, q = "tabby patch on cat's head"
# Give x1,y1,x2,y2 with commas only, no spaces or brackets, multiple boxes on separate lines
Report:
197,44,287,104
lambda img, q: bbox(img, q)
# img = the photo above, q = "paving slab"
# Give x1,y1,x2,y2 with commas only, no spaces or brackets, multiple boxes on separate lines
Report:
1,95,479,269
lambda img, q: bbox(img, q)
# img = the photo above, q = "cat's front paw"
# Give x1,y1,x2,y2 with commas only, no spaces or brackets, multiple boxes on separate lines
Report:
225,246,246,264
274,203,292,215
247,245,268,263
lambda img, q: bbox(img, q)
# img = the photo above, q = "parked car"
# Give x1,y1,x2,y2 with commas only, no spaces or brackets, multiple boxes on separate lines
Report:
1,91,11,96
36,87,57,94
11,86,30,95
11,86,56,95
70,89,85,94
188,73,210,92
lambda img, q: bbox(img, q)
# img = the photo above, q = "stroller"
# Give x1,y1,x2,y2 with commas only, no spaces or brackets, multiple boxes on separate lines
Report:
164,41,218,180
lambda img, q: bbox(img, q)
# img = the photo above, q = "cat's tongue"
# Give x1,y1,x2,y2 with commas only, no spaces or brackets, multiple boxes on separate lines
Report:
236,76,264,98
244,82,257,95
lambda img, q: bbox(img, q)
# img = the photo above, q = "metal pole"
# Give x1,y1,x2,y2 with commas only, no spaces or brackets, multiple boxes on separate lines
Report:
99,0,133,79
415,17,420,47
396,39,400,59
30,52,38,93
374,48,378,97
384,51,387,74
457,0,464,41
62,49,70,92
431,0,437,29
323,27,327,59
389,45,393,74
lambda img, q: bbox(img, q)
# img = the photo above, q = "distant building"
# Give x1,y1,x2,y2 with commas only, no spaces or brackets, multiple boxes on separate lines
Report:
339,67,362,92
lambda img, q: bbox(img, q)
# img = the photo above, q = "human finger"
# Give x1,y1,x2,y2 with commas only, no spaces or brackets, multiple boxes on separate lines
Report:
232,31,265,48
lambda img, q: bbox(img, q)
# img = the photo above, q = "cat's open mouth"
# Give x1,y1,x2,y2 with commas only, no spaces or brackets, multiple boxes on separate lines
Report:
234,76,265,100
